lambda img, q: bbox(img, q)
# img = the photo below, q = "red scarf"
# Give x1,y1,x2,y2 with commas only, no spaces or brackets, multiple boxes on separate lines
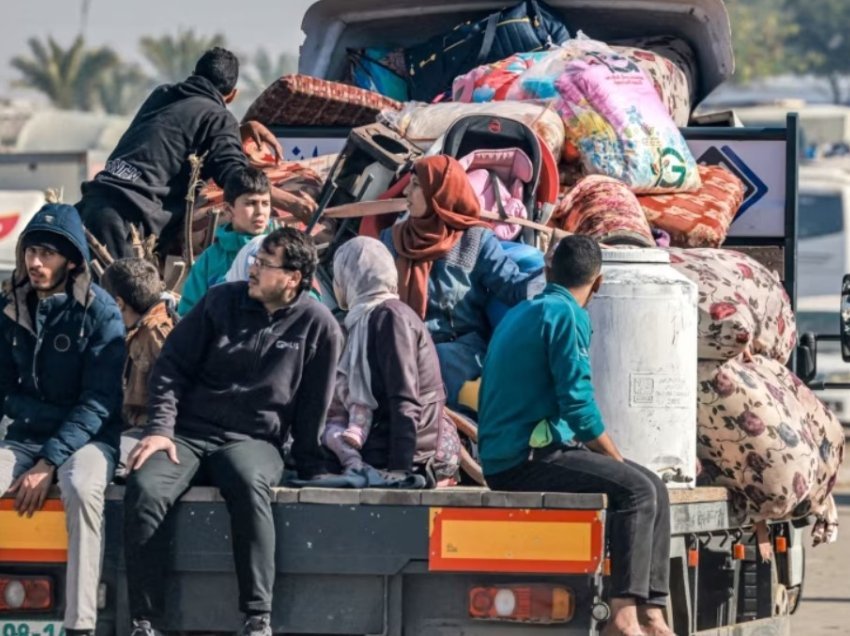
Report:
392,155,485,318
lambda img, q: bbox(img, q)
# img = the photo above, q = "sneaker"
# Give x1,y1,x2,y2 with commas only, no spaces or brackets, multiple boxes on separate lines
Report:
240,614,272,636
130,619,161,636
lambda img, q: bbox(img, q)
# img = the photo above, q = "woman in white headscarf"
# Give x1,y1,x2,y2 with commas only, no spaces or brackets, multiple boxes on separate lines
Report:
325,236,461,485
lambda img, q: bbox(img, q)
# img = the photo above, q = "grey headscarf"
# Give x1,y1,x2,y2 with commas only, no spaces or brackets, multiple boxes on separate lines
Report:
333,236,400,412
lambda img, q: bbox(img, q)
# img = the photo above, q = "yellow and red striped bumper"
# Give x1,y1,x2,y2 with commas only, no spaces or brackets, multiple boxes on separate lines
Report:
429,507,604,574
0,500,68,563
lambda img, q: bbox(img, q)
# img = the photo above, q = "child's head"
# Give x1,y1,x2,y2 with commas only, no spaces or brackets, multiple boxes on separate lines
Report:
102,258,164,327
224,167,272,236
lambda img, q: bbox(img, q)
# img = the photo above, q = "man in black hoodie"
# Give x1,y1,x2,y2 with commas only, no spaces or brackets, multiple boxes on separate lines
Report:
123,228,342,636
76,47,282,260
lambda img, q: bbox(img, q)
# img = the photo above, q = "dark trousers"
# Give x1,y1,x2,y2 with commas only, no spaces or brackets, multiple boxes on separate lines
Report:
123,436,285,622
486,446,671,605
76,196,138,260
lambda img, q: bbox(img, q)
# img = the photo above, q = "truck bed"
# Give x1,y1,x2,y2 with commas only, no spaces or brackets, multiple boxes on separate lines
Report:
2,485,777,635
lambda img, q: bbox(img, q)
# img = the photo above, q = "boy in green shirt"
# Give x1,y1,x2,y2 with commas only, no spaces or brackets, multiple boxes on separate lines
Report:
479,236,674,636
178,167,271,315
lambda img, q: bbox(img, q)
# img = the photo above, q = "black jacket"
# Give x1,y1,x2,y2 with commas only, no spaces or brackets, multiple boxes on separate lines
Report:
361,299,448,472
80,75,247,239
146,282,343,479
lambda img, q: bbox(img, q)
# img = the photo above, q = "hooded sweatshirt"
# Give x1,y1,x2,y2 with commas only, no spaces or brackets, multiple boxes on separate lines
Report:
0,204,126,466
80,75,247,242
177,223,261,315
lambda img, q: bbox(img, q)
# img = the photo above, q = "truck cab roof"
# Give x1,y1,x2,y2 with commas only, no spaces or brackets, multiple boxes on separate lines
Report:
299,0,734,105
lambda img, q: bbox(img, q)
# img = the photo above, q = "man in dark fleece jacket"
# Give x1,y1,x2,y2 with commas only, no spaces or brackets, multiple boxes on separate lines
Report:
0,203,126,636
76,46,282,259
123,228,342,636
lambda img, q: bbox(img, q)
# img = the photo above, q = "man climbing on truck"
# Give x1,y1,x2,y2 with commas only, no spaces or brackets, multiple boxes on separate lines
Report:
76,46,282,260
478,235,674,636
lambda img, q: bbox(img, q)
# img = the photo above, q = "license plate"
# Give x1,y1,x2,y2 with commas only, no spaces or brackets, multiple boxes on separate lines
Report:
1,621,64,636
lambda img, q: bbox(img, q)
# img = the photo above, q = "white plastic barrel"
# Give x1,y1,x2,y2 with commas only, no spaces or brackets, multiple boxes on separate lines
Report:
587,248,698,488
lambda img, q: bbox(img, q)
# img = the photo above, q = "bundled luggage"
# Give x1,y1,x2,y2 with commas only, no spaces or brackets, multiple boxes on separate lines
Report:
168,1,844,511
551,175,655,246
667,248,797,363
609,44,692,127
697,356,843,523
664,247,840,526
404,0,570,101
453,35,702,193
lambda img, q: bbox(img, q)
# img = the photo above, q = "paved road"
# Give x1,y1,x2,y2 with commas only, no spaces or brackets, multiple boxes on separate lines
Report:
790,493,850,634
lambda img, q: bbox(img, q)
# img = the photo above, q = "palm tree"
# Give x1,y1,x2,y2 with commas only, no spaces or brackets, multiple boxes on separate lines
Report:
243,49,297,95
230,49,297,120
11,35,120,111
98,64,152,116
139,30,227,85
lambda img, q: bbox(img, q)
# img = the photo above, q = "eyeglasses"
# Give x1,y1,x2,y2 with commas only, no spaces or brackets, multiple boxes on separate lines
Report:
251,257,294,272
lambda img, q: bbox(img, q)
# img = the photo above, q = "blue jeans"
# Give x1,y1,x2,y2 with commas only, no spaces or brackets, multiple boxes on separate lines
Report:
435,331,488,410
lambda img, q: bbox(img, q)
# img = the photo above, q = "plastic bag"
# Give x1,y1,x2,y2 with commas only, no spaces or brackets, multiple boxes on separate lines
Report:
453,34,701,193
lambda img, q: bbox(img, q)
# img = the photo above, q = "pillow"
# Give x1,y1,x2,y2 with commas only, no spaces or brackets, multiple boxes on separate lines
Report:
552,175,655,246
639,165,745,248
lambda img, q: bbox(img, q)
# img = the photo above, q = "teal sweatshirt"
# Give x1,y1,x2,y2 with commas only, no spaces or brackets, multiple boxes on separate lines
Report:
478,282,606,476
178,223,260,316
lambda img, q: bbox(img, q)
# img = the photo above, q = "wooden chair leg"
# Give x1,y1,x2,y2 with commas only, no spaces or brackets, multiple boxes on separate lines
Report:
460,445,486,486
445,407,485,486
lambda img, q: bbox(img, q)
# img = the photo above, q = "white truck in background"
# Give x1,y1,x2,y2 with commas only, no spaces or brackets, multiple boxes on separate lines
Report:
0,189,45,277
0,151,107,278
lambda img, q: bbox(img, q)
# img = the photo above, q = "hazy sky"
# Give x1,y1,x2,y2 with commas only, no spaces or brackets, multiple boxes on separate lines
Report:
0,0,315,101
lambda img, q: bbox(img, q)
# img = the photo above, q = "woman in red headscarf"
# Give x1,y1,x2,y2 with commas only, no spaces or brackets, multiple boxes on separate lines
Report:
380,155,544,411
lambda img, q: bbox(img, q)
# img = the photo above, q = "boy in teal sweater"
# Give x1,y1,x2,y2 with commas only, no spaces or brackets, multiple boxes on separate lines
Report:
178,167,271,315
479,236,674,636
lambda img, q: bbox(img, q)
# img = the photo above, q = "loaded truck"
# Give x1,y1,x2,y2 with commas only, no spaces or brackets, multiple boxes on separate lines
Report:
0,1,842,634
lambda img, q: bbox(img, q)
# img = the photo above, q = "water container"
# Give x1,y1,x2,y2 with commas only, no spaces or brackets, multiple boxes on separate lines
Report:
587,248,698,488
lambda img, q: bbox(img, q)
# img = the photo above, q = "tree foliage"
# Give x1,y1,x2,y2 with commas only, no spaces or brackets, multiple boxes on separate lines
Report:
242,49,297,95
783,0,850,102
728,0,800,84
11,36,120,110
8,30,282,115
139,30,227,84
97,64,152,115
